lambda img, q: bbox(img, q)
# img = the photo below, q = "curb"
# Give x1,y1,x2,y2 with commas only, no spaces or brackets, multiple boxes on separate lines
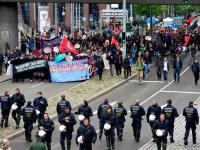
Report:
1,74,136,142
0,77,12,83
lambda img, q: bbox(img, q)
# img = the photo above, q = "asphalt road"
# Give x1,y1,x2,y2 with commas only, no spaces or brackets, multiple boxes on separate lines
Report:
8,53,200,150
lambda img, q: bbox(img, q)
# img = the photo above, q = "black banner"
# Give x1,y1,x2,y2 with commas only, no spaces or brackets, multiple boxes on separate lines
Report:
41,36,62,49
11,58,49,80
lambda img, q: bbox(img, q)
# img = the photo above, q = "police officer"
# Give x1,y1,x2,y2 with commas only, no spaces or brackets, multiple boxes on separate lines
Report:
162,99,179,143
58,106,76,150
75,100,93,120
103,106,116,150
130,99,145,142
97,99,111,139
33,91,48,123
76,118,97,150
146,99,161,142
11,88,26,129
39,113,55,150
21,101,37,142
0,91,11,127
183,101,199,145
114,102,127,141
153,114,168,150
56,95,71,116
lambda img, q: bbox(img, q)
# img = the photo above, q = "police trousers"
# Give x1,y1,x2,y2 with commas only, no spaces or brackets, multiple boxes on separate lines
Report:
12,107,21,126
79,143,92,150
42,132,52,150
156,136,167,150
60,131,72,150
1,109,10,127
24,122,33,140
132,121,142,140
184,122,196,143
106,135,115,150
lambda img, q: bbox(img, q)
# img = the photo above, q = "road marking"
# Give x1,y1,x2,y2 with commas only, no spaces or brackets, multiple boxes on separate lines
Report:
161,91,200,95
31,82,45,88
93,101,117,115
129,80,165,83
140,66,190,105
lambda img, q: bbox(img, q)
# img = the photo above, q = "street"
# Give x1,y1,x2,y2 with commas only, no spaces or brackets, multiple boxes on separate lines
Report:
9,54,200,150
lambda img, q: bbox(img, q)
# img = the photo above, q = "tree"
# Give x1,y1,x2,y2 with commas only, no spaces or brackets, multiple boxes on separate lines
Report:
134,4,167,16
175,5,200,16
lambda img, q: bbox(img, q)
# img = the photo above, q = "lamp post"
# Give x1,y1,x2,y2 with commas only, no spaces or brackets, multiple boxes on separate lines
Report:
62,6,65,23
122,0,126,59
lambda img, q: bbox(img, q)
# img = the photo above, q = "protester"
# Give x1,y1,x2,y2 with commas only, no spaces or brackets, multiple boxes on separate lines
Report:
76,118,97,150
143,51,152,78
106,51,115,76
173,55,182,82
114,51,122,77
136,56,144,85
130,100,145,142
155,55,163,81
11,88,26,129
21,101,37,142
123,55,130,79
96,55,104,80
29,134,48,150
191,58,200,85
163,57,169,83
0,91,11,128
183,101,199,145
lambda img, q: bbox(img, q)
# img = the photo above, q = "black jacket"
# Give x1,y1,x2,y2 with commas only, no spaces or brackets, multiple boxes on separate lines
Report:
114,105,127,122
153,119,168,137
183,105,199,124
56,99,71,115
97,102,111,119
103,112,116,136
76,124,97,144
146,104,161,123
173,59,182,70
162,104,179,123
33,96,48,113
11,93,26,108
130,104,145,122
0,95,11,110
58,112,76,132
21,105,36,123
76,105,93,119
191,62,200,74
39,118,54,133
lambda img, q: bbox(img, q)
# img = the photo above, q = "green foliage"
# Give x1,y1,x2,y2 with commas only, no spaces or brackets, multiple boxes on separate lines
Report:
175,5,200,15
134,4,167,16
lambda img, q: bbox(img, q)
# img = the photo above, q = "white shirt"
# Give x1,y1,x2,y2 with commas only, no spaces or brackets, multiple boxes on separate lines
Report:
163,61,168,71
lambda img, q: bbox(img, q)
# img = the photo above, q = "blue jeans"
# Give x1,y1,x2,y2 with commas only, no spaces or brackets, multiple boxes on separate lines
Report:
174,69,181,81
163,71,168,81
144,64,150,75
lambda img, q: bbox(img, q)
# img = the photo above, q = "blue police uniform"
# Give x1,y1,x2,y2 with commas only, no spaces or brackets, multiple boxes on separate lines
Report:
0,95,11,127
56,99,71,115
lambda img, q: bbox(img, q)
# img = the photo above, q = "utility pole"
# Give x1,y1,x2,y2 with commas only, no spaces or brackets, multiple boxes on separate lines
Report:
71,3,74,37
78,3,81,32
122,0,126,59
149,5,152,31
55,3,57,35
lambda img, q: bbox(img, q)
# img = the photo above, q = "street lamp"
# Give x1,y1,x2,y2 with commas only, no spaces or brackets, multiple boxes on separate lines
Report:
62,7,65,16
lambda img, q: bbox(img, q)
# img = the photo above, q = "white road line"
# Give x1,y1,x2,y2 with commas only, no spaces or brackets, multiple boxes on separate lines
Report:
31,82,45,88
93,101,117,115
140,66,190,105
129,80,165,83
161,91,200,95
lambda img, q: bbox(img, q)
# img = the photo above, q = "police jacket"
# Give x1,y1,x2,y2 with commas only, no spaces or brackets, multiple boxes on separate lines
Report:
58,112,76,132
11,93,26,108
56,99,71,115
97,102,111,119
33,96,48,113
21,105,36,123
76,105,93,119
39,118,54,134
146,104,161,123
76,124,97,144
183,105,199,124
153,119,168,137
103,112,116,136
114,106,127,122
130,104,145,122
0,95,11,110
162,105,179,123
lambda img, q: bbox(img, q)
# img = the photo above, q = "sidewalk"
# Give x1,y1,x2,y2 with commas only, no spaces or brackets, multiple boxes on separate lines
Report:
0,69,136,141
139,97,200,150
0,73,11,83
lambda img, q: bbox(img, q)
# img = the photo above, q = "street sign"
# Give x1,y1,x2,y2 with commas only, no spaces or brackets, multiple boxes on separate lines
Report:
101,9,128,19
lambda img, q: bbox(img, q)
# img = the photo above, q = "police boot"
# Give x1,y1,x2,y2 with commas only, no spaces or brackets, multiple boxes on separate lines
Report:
0,119,3,127
157,144,161,150
47,143,51,150
60,143,65,150
99,131,103,140
106,136,111,150
170,137,174,143
118,128,123,141
4,116,8,127
67,141,71,150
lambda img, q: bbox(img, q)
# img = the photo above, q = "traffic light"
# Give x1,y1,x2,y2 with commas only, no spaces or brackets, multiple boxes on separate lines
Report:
184,0,188,4
122,32,126,43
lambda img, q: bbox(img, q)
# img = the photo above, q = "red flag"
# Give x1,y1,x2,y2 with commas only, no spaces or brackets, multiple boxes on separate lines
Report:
184,17,193,24
111,36,120,50
59,35,79,54
114,24,119,34
183,34,190,47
